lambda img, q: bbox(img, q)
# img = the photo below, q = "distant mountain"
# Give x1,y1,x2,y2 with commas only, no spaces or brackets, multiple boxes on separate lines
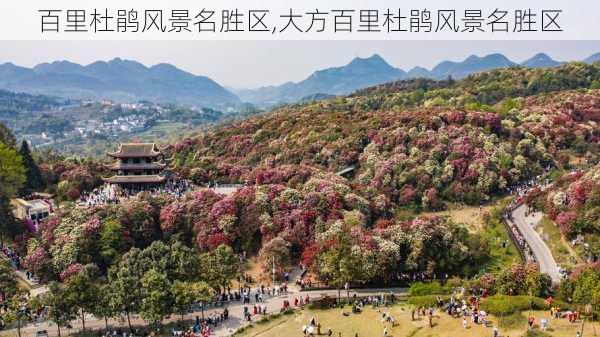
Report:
298,93,337,104
585,53,600,64
431,54,516,79
239,53,523,107
407,66,431,78
236,54,407,107
521,53,562,68
0,58,240,109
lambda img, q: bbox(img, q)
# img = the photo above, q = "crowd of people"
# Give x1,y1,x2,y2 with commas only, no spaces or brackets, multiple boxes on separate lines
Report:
79,183,120,207
1,243,22,270
78,179,195,207
502,173,555,262
0,242,37,282
170,311,229,337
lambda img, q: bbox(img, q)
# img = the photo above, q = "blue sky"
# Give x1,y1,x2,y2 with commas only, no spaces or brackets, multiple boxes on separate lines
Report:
1,40,599,88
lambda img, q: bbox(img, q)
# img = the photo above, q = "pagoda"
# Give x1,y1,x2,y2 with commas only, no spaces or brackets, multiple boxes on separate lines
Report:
103,143,166,186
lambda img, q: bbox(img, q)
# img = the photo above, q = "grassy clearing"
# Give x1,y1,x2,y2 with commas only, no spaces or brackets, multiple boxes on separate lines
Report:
234,305,598,337
536,217,580,267
421,198,521,273
480,198,522,272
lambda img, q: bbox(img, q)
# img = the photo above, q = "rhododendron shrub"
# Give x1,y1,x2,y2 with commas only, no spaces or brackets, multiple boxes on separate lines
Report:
118,200,161,247
529,165,599,241
555,211,578,236
495,263,552,296
310,216,490,285
59,263,84,281
23,246,53,281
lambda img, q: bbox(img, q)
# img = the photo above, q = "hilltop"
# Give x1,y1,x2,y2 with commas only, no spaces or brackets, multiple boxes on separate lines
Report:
172,63,600,204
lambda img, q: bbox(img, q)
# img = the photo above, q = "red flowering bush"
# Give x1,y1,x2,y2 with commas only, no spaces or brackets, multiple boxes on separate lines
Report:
555,211,578,236
59,263,84,281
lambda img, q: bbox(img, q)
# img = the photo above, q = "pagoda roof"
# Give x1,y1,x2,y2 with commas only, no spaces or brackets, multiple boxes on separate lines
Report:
107,143,161,158
102,175,166,184
104,162,167,170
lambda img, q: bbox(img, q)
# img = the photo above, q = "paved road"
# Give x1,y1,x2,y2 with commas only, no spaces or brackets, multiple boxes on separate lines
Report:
0,287,406,337
509,204,561,283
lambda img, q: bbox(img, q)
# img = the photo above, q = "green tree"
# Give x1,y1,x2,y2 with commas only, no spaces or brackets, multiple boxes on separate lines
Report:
199,244,240,291
108,249,145,332
572,269,600,308
168,241,201,281
0,122,16,148
99,219,126,269
316,224,364,302
42,282,76,337
0,141,25,197
0,141,25,245
140,268,172,324
65,264,100,332
0,260,17,300
18,140,44,195
90,283,118,332
1,261,24,337
171,280,213,322
6,292,29,337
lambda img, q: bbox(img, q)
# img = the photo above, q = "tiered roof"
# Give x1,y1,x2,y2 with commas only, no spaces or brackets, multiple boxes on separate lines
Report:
102,175,166,184
103,143,166,185
107,143,161,158
104,162,167,170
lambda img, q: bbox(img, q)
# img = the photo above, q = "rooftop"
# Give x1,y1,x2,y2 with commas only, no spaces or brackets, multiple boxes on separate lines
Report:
105,162,166,170
11,198,52,211
102,175,166,184
107,143,162,158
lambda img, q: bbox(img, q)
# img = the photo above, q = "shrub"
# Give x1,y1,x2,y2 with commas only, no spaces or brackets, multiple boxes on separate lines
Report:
407,295,449,307
480,295,549,315
408,281,449,296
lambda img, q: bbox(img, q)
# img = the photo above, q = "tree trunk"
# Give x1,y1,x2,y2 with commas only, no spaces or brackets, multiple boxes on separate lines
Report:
57,324,61,337
337,288,341,304
104,317,109,332
17,317,21,337
81,308,86,331
126,311,132,332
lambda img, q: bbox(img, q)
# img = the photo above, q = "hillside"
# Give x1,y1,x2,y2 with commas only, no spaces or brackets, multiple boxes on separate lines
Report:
236,54,406,106
3,60,598,332
171,63,600,210
0,58,240,109
0,89,70,117
237,52,600,107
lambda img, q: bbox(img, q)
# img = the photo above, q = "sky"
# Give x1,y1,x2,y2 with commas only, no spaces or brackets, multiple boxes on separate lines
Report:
0,40,599,89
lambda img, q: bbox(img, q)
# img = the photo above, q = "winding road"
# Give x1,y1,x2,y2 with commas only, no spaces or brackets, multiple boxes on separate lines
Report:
508,204,561,284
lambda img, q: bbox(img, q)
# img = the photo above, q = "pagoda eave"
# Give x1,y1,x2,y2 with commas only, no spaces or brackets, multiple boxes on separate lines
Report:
102,175,166,184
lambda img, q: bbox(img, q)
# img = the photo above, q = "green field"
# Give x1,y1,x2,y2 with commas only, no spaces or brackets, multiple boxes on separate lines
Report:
235,305,597,337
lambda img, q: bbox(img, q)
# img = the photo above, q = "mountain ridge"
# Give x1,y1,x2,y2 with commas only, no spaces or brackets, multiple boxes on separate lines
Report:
2,52,599,109
0,58,240,109
237,52,599,107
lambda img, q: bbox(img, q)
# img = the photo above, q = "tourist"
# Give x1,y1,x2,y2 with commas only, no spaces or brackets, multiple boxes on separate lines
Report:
463,318,468,329
541,318,548,331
